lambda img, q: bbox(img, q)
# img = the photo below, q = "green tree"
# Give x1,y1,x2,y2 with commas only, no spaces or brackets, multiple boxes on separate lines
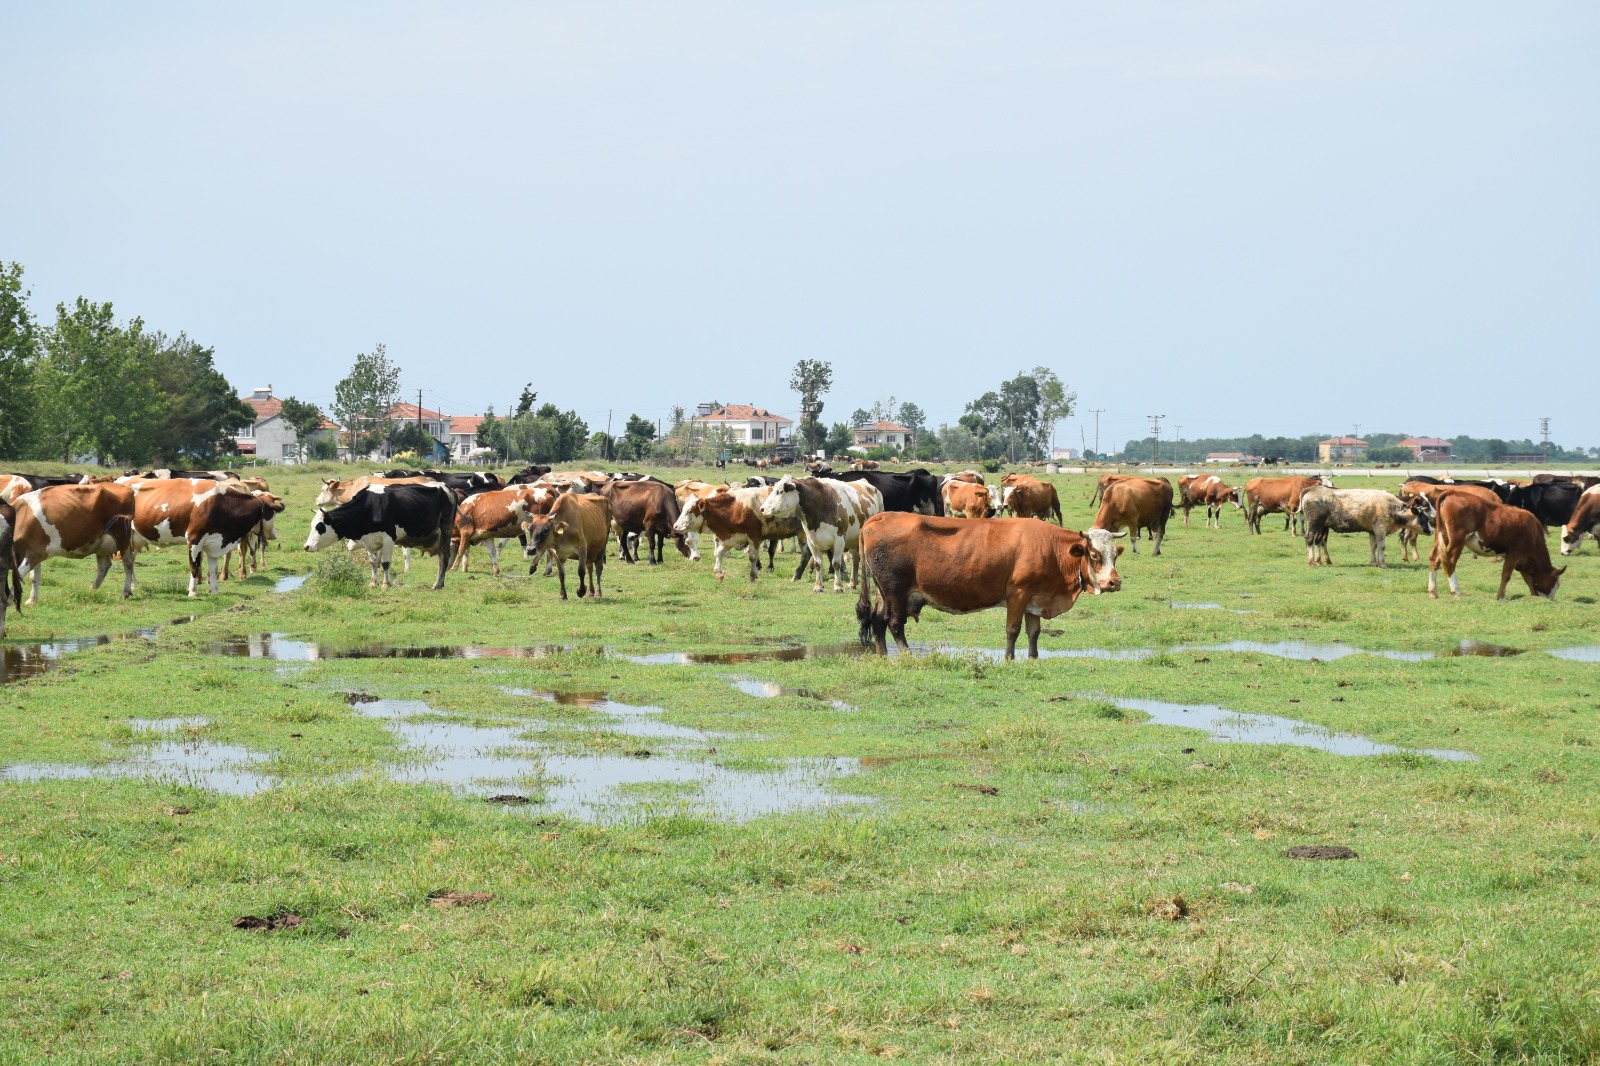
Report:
622,414,655,460
0,261,40,460
1367,445,1414,463
897,402,927,439
142,332,256,463
789,359,833,452
849,408,872,428
477,408,506,460
824,422,853,456
279,396,327,463
514,384,537,416
40,298,160,464
332,343,402,459
1030,367,1076,455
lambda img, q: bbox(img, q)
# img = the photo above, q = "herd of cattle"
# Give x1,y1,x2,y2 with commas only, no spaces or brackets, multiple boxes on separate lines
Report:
0,462,1594,658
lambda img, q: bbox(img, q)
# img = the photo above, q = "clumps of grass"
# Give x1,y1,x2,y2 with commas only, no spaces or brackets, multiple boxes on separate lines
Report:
1273,603,1350,622
480,587,523,605
311,549,370,597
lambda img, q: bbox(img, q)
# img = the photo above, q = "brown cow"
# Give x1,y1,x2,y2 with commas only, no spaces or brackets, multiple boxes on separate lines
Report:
851,459,879,471
1093,478,1173,554
452,486,550,576
1429,494,1564,600
946,470,985,486
856,513,1124,659
187,491,287,595
1179,474,1241,528
13,483,137,605
999,474,1062,524
1089,473,1142,509
0,500,18,638
521,492,610,599
673,490,766,582
941,479,996,519
1243,475,1328,534
1398,482,1497,564
1560,486,1600,556
602,480,695,564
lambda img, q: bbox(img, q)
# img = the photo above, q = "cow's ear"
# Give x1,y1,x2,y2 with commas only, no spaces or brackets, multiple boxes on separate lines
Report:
1556,566,1568,577
1069,542,1086,557
1115,545,1126,557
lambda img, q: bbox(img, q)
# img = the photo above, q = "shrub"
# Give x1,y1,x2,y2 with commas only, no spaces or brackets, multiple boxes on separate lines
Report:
312,548,370,596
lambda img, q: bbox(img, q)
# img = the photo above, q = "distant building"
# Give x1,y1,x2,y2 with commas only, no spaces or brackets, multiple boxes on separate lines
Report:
1397,436,1453,462
853,420,912,453
689,404,793,446
449,415,486,463
1050,446,1080,460
1206,452,1244,464
231,386,339,464
380,402,451,461
1318,436,1368,463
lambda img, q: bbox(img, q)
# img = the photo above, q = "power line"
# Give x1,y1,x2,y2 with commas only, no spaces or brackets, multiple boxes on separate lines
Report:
1147,414,1165,465
1089,408,1106,458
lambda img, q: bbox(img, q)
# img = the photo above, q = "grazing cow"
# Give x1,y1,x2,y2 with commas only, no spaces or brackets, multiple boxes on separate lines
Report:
856,513,1124,660
0,500,18,638
1092,478,1173,554
129,478,246,552
316,476,442,573
1298,488,1429,567
602,480,695,564
222,493,281,581
1089,473,1141,509
186,491,286,595
731,483,809,574
805,461,833,476
673,479,727,508
851,459,879,471
834,469,944,516
1243,475,1329,534
1429,494,1564,599
303,483,457,589
944,470,985,486
1000,474,1063,524
422,470,504,499
1179,475,1240,528
1559,485,1600,556
452,486,552,576
759,476,883,592
12,483,137,605
0,475,36,503
521,492,610,599
508,464,553,484
673,491,767,582
941,479,997,519
5,474,89,498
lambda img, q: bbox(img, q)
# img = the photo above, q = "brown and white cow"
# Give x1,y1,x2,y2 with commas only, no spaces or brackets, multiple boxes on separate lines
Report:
945,470,985,486
0,500,18,638
187,490,287,595
602,479,695,565
521,492,610,599
999,474,1062,524
941,479,997,519
451,486,550,576
12,483,137,605
1243,475,1329,534
673,491,767,583
1093,478,1173,554
1178,474,1241,528
1429,494,1564,600
1560,485,1600,556
851,459,879,471
759,476,884,592
856,513,1124,660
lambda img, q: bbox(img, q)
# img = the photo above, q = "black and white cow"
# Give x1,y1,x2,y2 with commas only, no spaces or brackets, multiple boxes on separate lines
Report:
421,471,504,499
1503,481,1582,529
302,483,457,589
831,469,945,516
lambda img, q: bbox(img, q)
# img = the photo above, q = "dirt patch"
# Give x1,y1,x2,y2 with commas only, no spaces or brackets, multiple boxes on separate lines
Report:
1143,894,1189,920
427,890,494,908
233,911,305,931
1286,845,1358,861
485,794,531,806
951,783,999,796
344,692,379,705
163,805,190,816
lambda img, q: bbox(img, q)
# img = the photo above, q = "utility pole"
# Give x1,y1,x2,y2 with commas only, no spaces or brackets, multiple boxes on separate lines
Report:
1147,414,1165,465
1089,409,1105,459
1540,417,1551,463
1175,424,1182,464
606,410,613,462
416,389,424,460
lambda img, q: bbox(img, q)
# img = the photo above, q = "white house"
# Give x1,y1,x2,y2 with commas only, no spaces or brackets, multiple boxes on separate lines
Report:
450,415,485,462
689,404,793,445
231,386,338,464
852,420,911,452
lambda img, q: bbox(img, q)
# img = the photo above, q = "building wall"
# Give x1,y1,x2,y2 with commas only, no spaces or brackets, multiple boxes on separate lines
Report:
253,416,301,464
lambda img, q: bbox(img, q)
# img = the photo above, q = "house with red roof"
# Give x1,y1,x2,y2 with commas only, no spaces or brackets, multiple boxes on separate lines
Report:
1397,436,1453,462
688,404,794,446
231,386,339,464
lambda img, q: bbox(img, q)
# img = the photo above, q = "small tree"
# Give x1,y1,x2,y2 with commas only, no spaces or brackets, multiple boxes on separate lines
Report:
0,261,40,460
622,414,655,460
279,396,326,463
849,408,872,428
825,422,853,456
789,359,832,453
332,343,402,459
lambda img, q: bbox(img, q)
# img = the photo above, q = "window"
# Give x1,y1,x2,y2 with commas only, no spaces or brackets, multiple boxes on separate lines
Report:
282,443,298,459
750,428,763,441
239,423,254,438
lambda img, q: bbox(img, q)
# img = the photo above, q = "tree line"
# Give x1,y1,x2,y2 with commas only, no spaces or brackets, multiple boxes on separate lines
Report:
1117,432,1595,464
0,260,256,465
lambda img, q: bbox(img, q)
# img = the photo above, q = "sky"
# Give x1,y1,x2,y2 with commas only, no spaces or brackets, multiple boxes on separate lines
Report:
5,2,1597,451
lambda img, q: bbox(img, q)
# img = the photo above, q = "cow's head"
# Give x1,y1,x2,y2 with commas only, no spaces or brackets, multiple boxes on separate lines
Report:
671,528,699,561
303,509,338,551
1560,508,1597,555
522,513,559,557
1400,497,1433,536
1529,564,1565,599
759,477,800,519
1079,528,1126,594
673,495,706,535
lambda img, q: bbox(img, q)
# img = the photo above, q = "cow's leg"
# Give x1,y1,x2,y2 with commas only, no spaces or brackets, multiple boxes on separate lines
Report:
576,553,588,598
26,564,40,608
811,540,828,592
1129,525,1140,554
713,540,727,581
1152,523,1164,556
488,538,501,578
617,529,633,564
593,552,604,597
1182,502,1191,527
1497,558,1514,600
847,545,860,590
208,549,221,595
555,557,569,599
1024,611,1042,659
90,552,114,590
1002,597,1027,661
747,540,759,583
831,544,847,593
1427,540,1441,598
369,554,382,588
434,540,450,591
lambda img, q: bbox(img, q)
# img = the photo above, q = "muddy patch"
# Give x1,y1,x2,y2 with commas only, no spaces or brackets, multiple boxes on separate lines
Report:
233,911,305,931
1446,641,1524,657
1096,696,1475,761
1285,845,1359,861
427,890,493,908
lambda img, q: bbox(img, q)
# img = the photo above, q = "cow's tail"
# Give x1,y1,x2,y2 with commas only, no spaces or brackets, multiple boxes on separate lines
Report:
855,546,875,647
104,515,133,553
1051,497,1063,526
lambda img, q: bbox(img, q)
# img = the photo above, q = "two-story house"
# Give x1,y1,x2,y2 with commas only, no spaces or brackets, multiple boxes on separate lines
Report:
1318,436,1368,463
852,420,911,453
232,386,339,464
688,404,793,446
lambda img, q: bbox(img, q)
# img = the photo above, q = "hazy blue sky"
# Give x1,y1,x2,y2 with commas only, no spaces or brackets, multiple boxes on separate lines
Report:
6,2,1597,449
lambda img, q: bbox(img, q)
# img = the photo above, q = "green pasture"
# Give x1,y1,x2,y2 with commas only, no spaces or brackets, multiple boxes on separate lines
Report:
1,461,1597,1064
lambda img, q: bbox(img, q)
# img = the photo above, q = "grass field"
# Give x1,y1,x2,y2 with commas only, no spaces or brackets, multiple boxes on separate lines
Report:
1,461,1597,1064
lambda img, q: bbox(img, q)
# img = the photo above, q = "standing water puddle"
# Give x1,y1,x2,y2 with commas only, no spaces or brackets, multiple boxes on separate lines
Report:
1097,696,1475,761
0,717,273,794
502,688,739,742
357,698,868,822
1170,602,1257,615
1179,641,1434,662
201,634,575,661
1549,647,1600,662
0,618,195,685
273,574,310,593
723,677,856,711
